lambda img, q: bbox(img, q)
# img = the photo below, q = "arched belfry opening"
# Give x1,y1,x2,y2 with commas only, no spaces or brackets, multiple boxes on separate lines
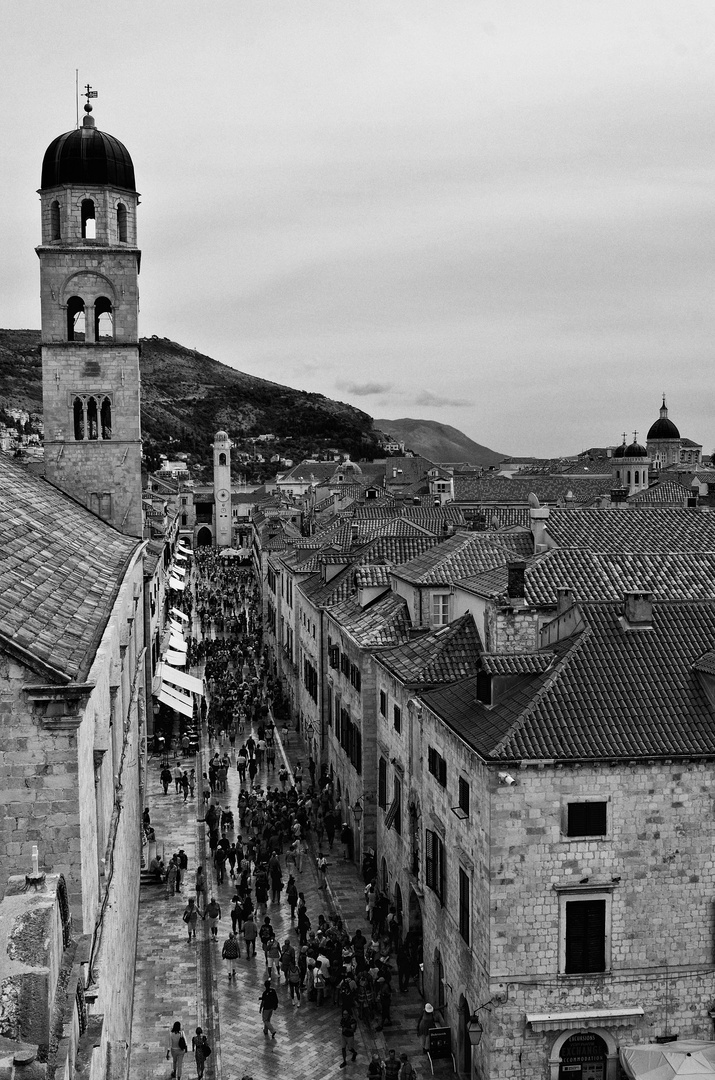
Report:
81,199,96,239
67,296,85,341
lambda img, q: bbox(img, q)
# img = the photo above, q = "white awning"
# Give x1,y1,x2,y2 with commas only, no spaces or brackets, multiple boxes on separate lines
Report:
157,663,204,696
169,633,187,652
527,1006,644,1033
158,686,194,718
165,650,187,667
169,618,186,633
171,608,189,622
172,564,187,577
620,1041,715,1079
169,577,186,591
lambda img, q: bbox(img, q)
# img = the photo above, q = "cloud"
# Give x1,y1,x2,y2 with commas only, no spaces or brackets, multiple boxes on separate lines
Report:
413,391,474,408
340,381,393,396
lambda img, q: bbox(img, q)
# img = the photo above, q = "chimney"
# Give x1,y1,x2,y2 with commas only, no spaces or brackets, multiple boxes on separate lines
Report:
350,523,359,543
556,587,574,615
530,502,550,553
506,561,526,601
622,591,653,629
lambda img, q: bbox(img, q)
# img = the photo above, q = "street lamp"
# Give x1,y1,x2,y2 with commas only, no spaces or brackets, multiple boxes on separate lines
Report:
467,1014,484,1046
352,801,363,824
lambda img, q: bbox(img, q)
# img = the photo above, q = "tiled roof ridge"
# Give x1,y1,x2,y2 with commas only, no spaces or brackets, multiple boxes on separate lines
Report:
489,626,592,759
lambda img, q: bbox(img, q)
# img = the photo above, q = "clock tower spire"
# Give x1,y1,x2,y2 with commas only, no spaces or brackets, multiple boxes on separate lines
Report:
213,431,233,548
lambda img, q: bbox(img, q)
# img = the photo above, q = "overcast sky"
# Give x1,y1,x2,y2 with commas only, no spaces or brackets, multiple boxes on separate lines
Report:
2,1,714,456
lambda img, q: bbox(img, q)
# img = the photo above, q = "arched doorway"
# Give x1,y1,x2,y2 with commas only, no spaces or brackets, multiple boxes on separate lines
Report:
197,526,212,547
458,995,472,1076
558,1031,608,1079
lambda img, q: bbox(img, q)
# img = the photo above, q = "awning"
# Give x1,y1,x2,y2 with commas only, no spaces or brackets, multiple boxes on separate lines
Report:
171,608,189,623
158,686,194,718
172,564,187,577
157,663,204,696
165,650,186,667
169,633,187,652
169,577,186,591
169,618,186,634
620,1041,715,1079
527,1007,644,1032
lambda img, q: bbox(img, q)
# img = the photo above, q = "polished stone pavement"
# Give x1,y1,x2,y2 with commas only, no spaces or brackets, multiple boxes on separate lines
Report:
130,664,428,1079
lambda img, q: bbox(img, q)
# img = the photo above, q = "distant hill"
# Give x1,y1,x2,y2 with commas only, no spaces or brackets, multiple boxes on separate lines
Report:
374,417,503,468
0,330,380,472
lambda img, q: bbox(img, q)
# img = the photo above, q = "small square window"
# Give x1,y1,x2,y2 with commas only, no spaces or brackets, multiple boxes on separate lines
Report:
567,802,607,837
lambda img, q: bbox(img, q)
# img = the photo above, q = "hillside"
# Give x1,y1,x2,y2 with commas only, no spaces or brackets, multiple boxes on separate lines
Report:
0,330,379,474
374,417,503,468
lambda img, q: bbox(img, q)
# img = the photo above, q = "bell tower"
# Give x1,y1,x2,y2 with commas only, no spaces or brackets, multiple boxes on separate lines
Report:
213,431,233,548
36,94,143,537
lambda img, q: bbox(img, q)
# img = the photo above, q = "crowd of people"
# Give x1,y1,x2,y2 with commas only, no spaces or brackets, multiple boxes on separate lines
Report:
160,548,424,1078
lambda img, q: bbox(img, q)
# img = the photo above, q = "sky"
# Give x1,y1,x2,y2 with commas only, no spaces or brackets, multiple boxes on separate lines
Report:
2,0,714,457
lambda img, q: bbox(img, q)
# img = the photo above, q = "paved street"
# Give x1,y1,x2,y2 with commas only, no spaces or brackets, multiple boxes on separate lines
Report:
130,714,429,1079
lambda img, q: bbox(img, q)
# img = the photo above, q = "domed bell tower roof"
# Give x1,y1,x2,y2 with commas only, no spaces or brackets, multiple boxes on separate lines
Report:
41,103,136,192
647,396,680,440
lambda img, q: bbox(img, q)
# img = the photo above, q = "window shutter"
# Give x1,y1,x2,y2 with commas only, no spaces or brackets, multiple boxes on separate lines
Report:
378,758,387,808
439,757,447,787
425,829,435,890
565,899,606,973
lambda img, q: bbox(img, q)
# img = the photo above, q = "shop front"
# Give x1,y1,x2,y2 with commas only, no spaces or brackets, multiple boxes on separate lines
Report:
527,1007,644,1080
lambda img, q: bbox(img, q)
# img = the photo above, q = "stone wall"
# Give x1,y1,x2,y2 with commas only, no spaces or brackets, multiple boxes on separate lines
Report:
488,760,715,1079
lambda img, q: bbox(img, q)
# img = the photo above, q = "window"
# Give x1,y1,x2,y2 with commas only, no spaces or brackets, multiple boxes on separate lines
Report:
50,200,61,240
564,897,607,974
378,757,387,809
393,705,401,734
81,199,96,239
327,685,333,728
219,452,227,466
427,747,447,787
117,202,127,242
380,690,387,717
181,513,188,526
425,829,445,903
340,652,350,677
567,802,607,837
350,663,361,694
329,644,339,669
67,296,85,341
458,868,470,944
431,592,449,626
95,296,113,340
458,777,470,817
73,395,112,441
393,776,401,835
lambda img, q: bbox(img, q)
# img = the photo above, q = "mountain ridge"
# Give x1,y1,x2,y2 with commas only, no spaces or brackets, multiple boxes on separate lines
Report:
374,416,503,468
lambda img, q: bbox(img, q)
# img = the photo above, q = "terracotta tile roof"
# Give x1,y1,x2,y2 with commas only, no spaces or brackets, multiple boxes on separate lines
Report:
481,652,555,675
376,613,481,686
0,453,139,682
525,549,715,604
454,475,609,505
544,508,715,552
628,481,692,505
355,565,392,587
299,536,441,609
423,602,715,762
393,532,527,586
328,592,411,648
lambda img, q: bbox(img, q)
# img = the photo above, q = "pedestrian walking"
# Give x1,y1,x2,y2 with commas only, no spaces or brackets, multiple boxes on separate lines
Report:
339,1010,358,1069
417,1002,437,1050
266,936,281,981
287,958,302,1006
243,913,257,957
399,1052,415,1079
222,931,241,979
375,978,392,1030
166,1020,187,1078
383,1049,401,1079
195,865,206,907
258,980,279,1037
191,1027,211,1080
173,761,183,793
367,1052,384,1078
161,765,172,794
182,898,200,942
166,860,178,897
286,875,298,919
205,897,221,940
317,854,328,889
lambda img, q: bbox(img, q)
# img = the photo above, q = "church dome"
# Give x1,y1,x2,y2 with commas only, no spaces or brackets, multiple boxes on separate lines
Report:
612,442,626,459
625,440,648,458
647,397,680,441
41,110,136,192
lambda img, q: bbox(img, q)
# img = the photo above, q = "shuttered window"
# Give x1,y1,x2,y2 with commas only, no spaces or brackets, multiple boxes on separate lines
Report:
565,899,606,973
458,868,470,944
567,802,607,837
378,758,387,809
425,828,445,904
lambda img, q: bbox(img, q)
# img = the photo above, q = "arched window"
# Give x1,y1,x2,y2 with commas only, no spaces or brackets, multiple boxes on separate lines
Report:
67,296,85,341
627,471,631,485
73,397,85,440
635,471,640,485
50,200,61,240
95,296,113,340
81,199,96,239
117,203,127,242
87,396,99,440
434,949,446,1009
181,513,188,526
219,452,227,467
615,470,620,483
100,397,112,440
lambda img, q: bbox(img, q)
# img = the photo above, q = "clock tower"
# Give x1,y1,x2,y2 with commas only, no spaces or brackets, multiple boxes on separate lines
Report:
213,430,233,548
37,96,143,537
